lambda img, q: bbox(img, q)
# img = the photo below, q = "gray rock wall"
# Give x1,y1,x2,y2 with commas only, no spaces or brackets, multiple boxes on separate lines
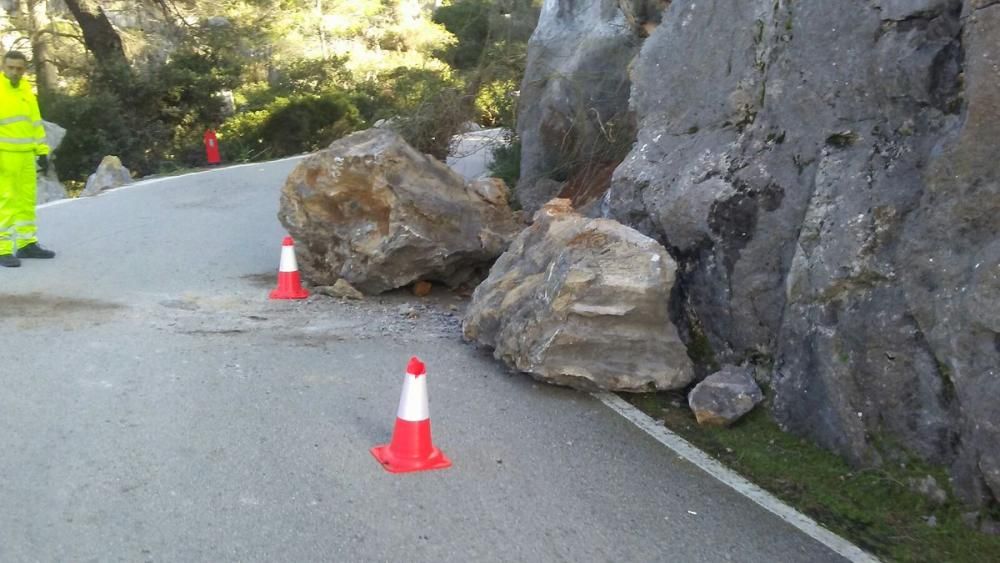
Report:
515,0,645,212
524,0,997,506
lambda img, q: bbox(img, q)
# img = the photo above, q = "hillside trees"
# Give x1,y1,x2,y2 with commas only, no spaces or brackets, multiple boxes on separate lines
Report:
434,0,538,128
61,0,127,78
0,0,540,183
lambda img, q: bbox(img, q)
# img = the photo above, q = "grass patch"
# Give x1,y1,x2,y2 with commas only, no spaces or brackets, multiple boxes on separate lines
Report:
624,392,1000,562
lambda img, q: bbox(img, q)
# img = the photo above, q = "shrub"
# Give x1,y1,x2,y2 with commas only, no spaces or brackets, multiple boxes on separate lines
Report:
219,91,364,159
44,90,162,182
390,86,474,159
269,57,352,96
258,92,363,155
432,0,492,69
233,82,277,111
474,78,517,127
368,67,474,159
218,107,274,162
488,137,520,189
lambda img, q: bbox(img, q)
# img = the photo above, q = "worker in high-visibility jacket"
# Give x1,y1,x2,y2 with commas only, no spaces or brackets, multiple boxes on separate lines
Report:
1,50,56,268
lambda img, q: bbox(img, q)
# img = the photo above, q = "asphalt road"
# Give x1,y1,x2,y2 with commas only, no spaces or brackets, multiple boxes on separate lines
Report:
0,158,848,562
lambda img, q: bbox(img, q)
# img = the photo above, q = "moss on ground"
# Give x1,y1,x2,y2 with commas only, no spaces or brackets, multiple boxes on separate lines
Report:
624,392,1000,563
685,324,720,373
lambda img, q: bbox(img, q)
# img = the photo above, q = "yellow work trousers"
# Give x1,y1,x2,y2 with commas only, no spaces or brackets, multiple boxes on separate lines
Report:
0,150,38,255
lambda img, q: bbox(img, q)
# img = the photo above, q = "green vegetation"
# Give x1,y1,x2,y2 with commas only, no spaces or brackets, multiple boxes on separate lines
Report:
2,0,539,184
488,138,521,190
625,392,1000,562
684,316,720,372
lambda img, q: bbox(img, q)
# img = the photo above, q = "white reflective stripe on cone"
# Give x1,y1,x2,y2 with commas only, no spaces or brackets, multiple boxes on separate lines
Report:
396,373,430,422
278,244,299,272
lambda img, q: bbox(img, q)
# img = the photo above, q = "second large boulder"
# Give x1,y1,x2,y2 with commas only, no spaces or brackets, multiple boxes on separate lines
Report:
278,129,521,293
464,199,694,392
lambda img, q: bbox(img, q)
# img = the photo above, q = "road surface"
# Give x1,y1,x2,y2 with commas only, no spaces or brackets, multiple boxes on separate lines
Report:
0,158,851,562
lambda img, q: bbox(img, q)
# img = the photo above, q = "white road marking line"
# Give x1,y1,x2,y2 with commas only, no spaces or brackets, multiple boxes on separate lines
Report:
593,391,880,563
37,154,309,210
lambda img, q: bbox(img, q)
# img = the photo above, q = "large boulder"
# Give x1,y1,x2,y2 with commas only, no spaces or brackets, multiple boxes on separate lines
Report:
36,176,67,204
37,121,67,203
82,156,132,197
42,121,65,153
596,0,999,506
463,198,693,392
277,128,521,294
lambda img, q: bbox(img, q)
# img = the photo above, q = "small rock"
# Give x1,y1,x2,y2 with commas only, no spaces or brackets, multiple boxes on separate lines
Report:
908,475,948,506
688,365,764,426
82,155,132,196
315,279,365,300
961,511,980,529
412,281,433,297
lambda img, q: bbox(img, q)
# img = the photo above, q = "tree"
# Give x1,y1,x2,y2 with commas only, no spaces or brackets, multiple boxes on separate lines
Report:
19,0,59,95
61,0,128,80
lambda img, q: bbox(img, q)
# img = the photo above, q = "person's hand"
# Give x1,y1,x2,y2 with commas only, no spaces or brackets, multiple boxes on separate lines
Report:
36,155,48,171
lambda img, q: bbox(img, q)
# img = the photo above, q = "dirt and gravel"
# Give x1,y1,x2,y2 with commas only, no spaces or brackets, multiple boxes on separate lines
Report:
1,282,470,346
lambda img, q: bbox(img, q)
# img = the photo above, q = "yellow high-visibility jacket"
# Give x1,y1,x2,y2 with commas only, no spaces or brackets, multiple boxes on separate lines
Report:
0,79,49,155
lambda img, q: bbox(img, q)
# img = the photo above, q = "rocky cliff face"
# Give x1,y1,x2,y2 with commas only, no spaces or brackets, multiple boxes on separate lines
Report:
520,0,999,508
515,0,660,212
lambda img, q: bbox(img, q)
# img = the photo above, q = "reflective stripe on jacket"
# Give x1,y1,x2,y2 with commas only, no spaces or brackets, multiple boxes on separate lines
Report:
0,79,49,155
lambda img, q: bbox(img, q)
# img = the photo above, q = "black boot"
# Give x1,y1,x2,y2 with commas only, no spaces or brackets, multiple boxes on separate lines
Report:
16,242,55,259
0,253,21,267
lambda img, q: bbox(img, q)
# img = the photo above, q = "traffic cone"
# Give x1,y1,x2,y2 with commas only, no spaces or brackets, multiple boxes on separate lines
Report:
371,357,452,473
269,236,310,300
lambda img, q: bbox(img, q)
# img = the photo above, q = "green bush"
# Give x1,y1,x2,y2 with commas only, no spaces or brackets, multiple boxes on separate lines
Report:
474,78,517,127
433,0,492,69
389,87,473,159
218,107,274,162
44,44,246,181
366,67,474,159
233,82,277,112
488,137,520,189
44,91,162,182
270,57,352,96
220,91,364,159
258,92,363,155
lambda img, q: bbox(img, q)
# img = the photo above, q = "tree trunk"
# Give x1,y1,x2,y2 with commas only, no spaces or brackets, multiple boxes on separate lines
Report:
29,0,59,96
61,0,129,75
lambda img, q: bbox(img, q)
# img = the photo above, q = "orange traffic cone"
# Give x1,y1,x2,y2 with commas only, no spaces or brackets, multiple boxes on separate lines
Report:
371,357,452,473
269,236,310,300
